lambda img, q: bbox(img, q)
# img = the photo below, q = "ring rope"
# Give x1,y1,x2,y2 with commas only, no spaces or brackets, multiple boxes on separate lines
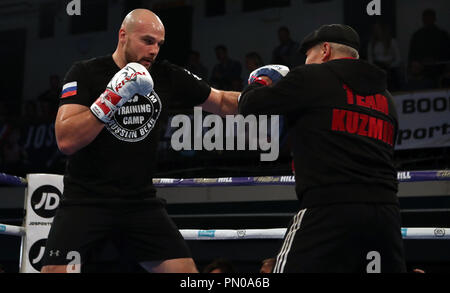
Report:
1,170,450,188
0,224,26,236
0,173,27,187
0,224,448,240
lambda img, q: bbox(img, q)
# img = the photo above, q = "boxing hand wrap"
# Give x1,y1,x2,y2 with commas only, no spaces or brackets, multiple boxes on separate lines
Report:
248,64,290,85
90,62,154,123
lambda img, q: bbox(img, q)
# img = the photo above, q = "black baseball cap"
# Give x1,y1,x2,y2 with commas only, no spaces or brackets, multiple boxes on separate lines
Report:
299,24,360,55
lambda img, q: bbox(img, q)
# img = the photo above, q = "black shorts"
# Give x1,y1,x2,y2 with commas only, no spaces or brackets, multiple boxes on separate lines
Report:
41,201,191,269
273,203,406,273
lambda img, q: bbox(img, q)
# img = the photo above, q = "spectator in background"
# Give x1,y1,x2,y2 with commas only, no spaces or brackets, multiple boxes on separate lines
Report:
241,52,265,89
439,64,450,88
245,51,265,73
185,50,208,80
403,61,436,91
210,45,242,90
271,26,302,68
0,102,6,170
0,101,7,124
0,102,18,155
37,74,61,119
21,100,38,125
408,9,450,83
202,258,236,273
38,74,61,102
230,77,244,92
37,99,57,123
368,22,403,91
0,125,26,176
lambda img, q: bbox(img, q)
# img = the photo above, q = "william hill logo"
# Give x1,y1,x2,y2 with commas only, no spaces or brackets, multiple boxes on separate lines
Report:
397,172,411,180
255,176,280,183
438,170,450,178
194,178,219,184
155,179,175,184
280,176,295,182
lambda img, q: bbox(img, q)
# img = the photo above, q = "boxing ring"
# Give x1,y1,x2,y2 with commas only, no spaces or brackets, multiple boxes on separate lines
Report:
0,171,450,273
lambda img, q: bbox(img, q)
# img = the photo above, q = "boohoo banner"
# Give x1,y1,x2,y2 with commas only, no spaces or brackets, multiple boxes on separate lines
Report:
394,89,450,150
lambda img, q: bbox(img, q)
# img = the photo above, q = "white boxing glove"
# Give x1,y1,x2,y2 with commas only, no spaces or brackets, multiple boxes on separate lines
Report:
248,64,290,85
90,62,154,123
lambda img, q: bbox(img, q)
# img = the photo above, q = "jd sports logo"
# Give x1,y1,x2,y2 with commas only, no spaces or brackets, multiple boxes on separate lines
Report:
106,91,162,142
31,185,61,218
29,238,47,272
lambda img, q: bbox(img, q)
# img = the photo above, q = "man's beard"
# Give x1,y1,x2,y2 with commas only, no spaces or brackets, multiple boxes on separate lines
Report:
124,50,152,69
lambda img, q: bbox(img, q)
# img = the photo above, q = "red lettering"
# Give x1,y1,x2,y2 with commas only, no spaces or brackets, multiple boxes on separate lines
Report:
375,94,388,115
368,116,383,140
356,95,366,108
358,114,369,136
383,121,391,145
343,84,390,116
346,111,359,134
382,120,388,144
365,95,376,110
385,122,391,145
388,123,394,146
343,84,354,104
332,109,346,131
381,120,394,146
331,108,394,146
114,71,146,92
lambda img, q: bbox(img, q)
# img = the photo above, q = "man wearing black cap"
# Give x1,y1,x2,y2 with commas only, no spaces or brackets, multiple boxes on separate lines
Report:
239,24,406,273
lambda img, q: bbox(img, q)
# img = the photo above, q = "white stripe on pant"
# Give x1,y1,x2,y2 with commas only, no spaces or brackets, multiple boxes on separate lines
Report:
273,208,307,273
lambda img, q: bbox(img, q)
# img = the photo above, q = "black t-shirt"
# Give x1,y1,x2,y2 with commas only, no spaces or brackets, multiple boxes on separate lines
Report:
59,55,211,202
239,59,399,208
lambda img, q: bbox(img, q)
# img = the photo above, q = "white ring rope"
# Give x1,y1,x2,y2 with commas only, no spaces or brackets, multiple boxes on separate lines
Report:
0,224,25,236
2,173,447,273
181,228,287,240
0,224,448,240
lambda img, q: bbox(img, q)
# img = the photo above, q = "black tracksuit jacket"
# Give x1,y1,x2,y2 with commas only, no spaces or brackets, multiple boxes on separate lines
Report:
239,58,399,208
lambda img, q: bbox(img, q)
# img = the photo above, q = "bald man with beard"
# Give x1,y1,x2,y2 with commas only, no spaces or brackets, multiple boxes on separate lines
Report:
41,9,240,273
